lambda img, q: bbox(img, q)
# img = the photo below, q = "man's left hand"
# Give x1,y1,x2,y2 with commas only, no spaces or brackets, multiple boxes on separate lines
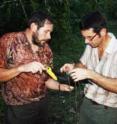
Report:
69,68,90,82
60,84,74,92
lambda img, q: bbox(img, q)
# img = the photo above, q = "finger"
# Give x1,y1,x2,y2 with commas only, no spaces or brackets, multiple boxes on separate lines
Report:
60,67,63,72
69,86,74,90
64,85,74,91
70,73,77,79
37,63,45,70
64,66,70,72
33,62,45,70
32,70,37,73
74,78,80,82
64,87,70,91
38,67,43,74
60,67,68,73
70,72,76,77
69,70,76,75
38,69,42,74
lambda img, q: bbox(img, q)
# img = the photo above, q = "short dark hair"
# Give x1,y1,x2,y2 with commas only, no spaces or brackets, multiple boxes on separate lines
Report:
27,11,53,29
79,11,107,33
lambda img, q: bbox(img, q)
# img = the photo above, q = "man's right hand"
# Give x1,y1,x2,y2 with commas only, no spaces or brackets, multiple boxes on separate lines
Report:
60,63,75,73
18,61,45,74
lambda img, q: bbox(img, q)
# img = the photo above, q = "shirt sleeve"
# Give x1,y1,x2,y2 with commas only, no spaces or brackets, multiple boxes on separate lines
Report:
6,34,33,68
0,33,26,68
0,46,5,68
0,35,9,68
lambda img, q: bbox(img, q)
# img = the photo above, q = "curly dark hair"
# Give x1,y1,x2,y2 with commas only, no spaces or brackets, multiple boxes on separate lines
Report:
79,11,107,33
27,11,53,29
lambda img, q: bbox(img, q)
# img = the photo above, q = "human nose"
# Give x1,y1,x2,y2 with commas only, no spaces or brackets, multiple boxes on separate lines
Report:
47,33,51,40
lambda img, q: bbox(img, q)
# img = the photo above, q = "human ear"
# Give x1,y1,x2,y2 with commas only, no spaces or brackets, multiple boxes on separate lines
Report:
100,28,107,36
30,23,38,32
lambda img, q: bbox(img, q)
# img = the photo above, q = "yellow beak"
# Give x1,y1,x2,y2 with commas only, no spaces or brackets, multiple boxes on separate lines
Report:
46,66,58,80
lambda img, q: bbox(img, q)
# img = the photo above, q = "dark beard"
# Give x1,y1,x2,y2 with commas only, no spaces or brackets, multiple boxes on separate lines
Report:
32,33,44,47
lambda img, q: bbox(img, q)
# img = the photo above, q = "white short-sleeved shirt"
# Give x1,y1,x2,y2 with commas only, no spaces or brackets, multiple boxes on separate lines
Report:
80,33,117,107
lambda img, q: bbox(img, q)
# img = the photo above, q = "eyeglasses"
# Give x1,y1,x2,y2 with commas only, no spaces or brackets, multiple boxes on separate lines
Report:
84,33,97,41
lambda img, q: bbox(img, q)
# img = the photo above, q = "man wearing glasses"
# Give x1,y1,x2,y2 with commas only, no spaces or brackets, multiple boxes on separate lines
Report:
61,11,117,124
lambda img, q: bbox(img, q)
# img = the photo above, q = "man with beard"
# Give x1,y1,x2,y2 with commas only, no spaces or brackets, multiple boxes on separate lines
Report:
0,11,74,124
61,11,117,124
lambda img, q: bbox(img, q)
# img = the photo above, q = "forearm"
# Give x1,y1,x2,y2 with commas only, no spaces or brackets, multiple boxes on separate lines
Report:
45,78,60,90
89,71,117,93
0,67,21,82
0,61,46,82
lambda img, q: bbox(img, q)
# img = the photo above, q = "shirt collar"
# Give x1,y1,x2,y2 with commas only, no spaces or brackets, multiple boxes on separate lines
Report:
105,33,117,54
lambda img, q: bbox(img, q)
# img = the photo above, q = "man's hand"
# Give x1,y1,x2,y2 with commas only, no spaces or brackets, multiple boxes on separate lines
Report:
18,61,45,74
60,63,75,73
59,84,74,92
69,68,90,82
